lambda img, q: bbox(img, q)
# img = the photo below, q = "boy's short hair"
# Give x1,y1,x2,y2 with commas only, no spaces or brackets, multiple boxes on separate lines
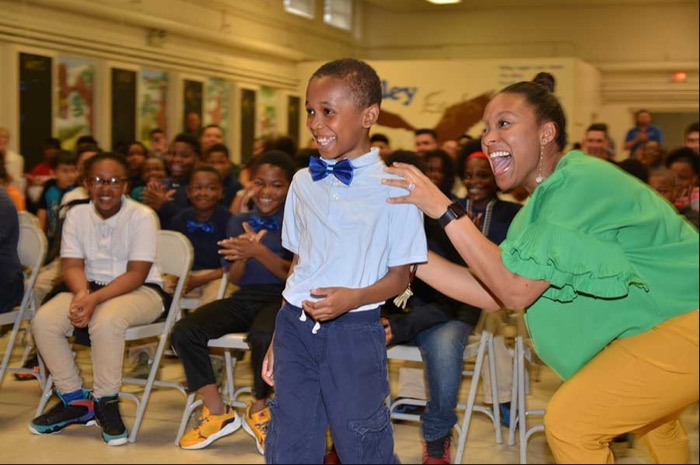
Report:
384,150,424,172
204,143,230,159
665,147,700,175
685,121,699,137
190,164,223,185
149,128,165,137
263,134,298,158
83,151,128,176
370,133,390,144
311,58,382,109
50,150,78,170
173,132,201,156
76,135,98,148
41,137,62,151
649,167,676,186
586,123,609,135
252,150,297,183
414,128,438,140
618,158,649,183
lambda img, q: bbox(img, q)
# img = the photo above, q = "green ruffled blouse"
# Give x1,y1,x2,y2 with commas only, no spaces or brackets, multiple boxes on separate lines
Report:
500,150,699,380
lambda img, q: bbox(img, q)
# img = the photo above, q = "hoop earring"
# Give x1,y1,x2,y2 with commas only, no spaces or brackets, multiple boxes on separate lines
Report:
535,143,545,184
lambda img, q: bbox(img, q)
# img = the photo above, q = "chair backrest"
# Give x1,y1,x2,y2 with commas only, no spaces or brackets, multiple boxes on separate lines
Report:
157,229,194,295
156,230,194,319
17,211,40,229
17,224,48,311
0,223,48,389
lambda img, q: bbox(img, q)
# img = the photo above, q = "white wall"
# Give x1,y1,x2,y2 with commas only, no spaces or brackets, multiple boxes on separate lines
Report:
299,57,587,152
0,0,697,163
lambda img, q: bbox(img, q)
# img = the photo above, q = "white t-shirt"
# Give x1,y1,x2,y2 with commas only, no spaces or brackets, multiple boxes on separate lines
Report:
61,196,162,286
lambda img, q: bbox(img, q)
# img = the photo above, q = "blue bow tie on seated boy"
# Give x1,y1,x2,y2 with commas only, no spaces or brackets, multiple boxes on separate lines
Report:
309,156,354,186
186,220,215,234
247,214,282,233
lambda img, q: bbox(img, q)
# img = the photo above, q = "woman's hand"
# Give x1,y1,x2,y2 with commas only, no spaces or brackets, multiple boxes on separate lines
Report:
383,162,453,219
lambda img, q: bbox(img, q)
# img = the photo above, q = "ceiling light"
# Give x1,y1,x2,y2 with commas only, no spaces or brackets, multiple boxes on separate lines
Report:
427,0,462,4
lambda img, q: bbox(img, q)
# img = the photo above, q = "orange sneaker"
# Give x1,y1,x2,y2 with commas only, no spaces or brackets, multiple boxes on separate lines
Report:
242,403,270,455
179,405,241,450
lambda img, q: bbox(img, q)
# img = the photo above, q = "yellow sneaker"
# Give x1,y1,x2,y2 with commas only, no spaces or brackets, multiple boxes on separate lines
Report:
242,403,270,455
179,405,241,450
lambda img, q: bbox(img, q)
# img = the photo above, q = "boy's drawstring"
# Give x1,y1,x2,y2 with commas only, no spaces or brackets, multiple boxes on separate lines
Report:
299,309,321,334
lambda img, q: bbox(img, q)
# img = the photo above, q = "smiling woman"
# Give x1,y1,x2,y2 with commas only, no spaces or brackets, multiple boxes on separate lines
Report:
384,75,699,464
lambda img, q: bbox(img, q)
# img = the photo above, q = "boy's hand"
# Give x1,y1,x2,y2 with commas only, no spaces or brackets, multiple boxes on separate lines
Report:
184,274,207,294
217,224,267,261
262,343,275,387
69,293,97,328
302,287,356,321
143,180,175,210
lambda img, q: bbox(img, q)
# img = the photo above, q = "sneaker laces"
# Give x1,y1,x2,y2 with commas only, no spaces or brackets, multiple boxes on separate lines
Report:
95,396,125,434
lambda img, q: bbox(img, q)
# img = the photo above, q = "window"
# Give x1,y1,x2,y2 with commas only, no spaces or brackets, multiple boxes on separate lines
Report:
324,0,352,30
284,0,315,19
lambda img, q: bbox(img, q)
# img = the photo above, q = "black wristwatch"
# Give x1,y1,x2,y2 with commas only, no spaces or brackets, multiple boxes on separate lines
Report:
438,201,468,229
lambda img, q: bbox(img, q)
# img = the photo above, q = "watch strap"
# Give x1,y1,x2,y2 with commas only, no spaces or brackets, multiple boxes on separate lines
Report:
438,201,468,229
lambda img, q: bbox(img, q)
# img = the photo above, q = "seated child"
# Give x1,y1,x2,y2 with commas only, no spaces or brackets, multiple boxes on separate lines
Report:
28,152,168,446
142,133,199,229
167,165,232,304
171,150,295,453
36,150,78,260
202,143,242,210
129,156,168,204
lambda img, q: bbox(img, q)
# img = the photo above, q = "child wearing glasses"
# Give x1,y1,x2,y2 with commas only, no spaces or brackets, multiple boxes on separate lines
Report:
29,152,168,447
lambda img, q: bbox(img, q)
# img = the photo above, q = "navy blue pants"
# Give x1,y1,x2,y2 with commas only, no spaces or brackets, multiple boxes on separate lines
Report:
265,302,398,464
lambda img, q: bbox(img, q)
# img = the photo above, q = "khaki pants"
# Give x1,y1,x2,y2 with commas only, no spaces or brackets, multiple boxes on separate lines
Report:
31,286,163,399
544,310,699,464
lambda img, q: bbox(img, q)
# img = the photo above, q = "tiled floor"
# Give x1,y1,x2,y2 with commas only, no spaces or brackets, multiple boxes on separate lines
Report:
0,338,697,464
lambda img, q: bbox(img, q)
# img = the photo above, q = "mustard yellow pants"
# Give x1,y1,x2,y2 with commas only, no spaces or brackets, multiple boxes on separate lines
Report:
544,310,699,464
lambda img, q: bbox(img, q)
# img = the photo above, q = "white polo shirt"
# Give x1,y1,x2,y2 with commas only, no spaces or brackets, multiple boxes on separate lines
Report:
282,148,427,312
61,196,162,286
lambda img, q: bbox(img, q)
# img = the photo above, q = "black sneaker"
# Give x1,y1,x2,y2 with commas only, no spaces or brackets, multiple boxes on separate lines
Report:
29,389,96,434
94,394,128,446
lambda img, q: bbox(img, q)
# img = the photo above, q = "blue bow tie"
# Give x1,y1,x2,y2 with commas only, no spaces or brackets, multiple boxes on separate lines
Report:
186,220,215,234
247,214,281,233
309,157,354,186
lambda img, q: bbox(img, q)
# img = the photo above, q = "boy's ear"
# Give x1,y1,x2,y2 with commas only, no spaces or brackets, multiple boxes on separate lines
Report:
362,104,380,128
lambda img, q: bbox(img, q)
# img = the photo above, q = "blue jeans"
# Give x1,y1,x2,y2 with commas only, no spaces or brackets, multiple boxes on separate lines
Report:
265,302,398,464
414,319,473,442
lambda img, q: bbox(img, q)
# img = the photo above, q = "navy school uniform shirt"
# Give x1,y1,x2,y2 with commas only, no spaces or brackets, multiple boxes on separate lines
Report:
169,204,231,271
224,208,291,287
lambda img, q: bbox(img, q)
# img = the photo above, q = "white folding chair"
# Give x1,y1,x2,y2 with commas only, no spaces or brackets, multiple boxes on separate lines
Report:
0,223,48,391
173,272,253,445
34,230,194,443
17,211,40,229
507,333,545,464
386,328,503,464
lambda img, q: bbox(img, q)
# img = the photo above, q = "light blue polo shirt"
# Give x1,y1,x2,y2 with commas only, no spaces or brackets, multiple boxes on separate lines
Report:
282,148,428,312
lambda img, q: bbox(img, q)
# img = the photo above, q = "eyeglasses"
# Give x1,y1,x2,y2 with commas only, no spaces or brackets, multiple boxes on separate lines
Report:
87,176,127,189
